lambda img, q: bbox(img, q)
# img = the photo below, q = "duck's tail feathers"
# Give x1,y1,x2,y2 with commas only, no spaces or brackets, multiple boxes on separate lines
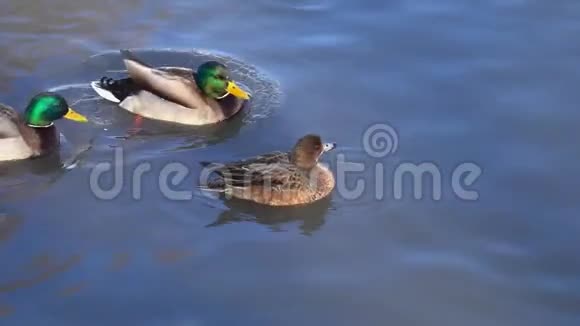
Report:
198,185,227,193
120,49,151,67
200,161,220,169
199,161,233,192
91,80,121,103
91,77,138,103
198,180,235,197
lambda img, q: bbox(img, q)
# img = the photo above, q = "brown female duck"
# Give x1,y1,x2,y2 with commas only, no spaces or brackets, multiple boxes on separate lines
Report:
201,134,336,206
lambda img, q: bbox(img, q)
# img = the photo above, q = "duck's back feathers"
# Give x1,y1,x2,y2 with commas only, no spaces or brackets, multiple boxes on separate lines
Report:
0,104,35,161
119,49,150,67
121,50,207,110
117,90,218,125
160,67,196,79
201,151,289,169
0,104,60,161
0,104,21,138
91,66,196,104
201,151,291,189
206,162,301,188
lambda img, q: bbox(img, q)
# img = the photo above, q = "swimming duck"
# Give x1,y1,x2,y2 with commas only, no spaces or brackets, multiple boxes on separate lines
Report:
201,134,336,206
0,93,88,161
90,50,251,126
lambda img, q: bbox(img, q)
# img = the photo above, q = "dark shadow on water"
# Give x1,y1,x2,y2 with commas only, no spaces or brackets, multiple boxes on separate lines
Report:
0,152,68,202
0,214,22,245
0,151,64,176
0,302,13,318
58,281,89,297
0,254,82,294
153,248,195,265
107,253,132,273
207,196,333,235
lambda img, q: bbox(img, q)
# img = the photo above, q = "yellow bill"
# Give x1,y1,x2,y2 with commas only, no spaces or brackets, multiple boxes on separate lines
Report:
64,108,88,123
226,81,251,100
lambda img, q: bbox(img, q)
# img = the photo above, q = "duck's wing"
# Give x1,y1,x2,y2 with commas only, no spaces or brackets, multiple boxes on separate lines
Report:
120,50,208,109
200,151,291,188
0,104,22,138
212,162,306,190
239,151,291,165
201,151,290,169
159,66,196,79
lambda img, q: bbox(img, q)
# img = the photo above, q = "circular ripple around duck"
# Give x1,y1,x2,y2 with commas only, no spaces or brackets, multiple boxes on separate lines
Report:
48,49,283,156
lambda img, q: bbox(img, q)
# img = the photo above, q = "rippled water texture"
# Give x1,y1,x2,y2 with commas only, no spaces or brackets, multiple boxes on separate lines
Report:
1,0,580,325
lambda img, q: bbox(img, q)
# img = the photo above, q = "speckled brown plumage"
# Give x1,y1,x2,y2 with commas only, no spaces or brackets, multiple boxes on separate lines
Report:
202,135,336,206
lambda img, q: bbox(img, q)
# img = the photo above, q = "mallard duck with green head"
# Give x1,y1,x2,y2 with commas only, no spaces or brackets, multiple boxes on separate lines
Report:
0,93,88,161
91,50,251,126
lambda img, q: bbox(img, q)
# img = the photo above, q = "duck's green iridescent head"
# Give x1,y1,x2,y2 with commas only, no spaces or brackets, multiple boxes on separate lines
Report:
24,92,88,127
194,61,250,100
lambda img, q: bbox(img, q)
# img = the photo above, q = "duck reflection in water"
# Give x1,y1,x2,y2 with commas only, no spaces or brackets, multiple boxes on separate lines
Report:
0,151,72,201
0,214,22,245
0,150,64,175
206,196,333,235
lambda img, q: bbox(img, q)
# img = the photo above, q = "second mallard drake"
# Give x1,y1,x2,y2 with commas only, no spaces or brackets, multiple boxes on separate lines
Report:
91,50,251,126
0,92,88,161
201,134,336,206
